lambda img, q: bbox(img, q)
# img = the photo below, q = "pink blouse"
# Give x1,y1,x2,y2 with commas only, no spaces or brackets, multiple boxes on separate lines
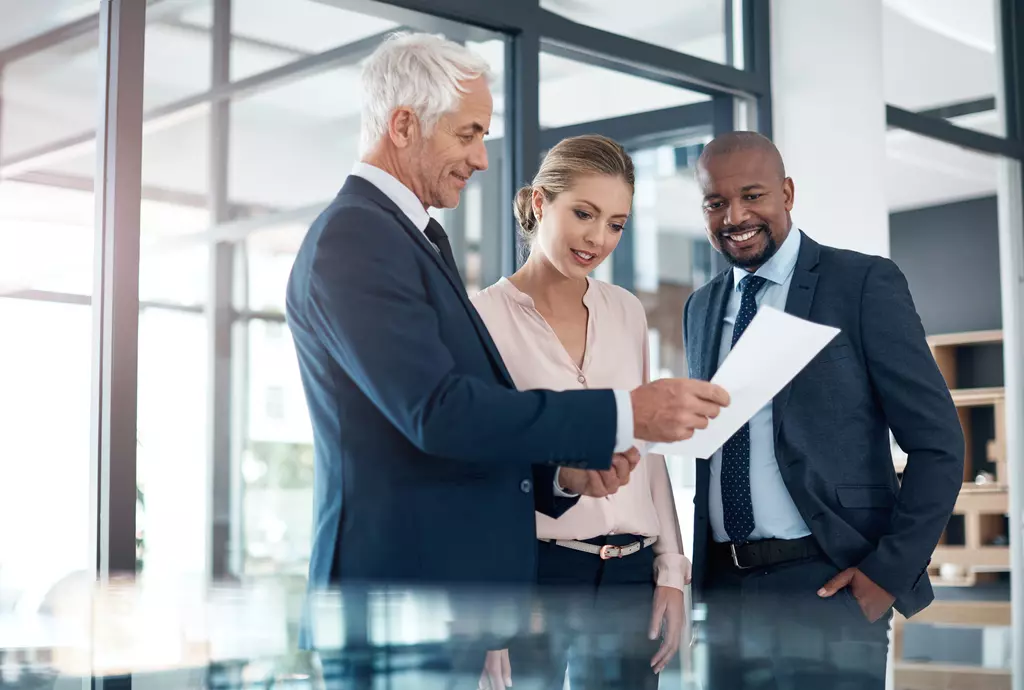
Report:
472,277,689,590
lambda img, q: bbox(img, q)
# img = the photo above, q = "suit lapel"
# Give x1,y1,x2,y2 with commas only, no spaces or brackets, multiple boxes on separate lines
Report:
342,177,516,387
773,232,821,441
700,271,733,381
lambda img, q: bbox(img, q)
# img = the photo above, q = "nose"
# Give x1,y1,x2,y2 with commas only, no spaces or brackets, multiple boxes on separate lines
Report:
581,226,604,250
468,138,488,172
725,200,751,228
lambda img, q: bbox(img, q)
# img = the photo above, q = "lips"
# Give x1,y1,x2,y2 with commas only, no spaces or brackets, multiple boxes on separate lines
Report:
451,172,470,187
721,225,765,248
571,248,596,265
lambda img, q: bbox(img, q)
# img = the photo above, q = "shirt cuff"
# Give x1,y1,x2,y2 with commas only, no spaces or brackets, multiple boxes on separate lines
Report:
612,389,634,453
552,468,579,498
654,553,692,591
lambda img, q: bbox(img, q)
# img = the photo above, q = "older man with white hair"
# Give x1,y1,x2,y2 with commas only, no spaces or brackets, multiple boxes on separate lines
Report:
286,31,727,665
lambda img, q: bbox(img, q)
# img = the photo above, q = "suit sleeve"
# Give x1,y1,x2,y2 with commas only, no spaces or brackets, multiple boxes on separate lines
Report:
305,207,616,470
683,291,697,377
532,465,580,519
854,259,964,598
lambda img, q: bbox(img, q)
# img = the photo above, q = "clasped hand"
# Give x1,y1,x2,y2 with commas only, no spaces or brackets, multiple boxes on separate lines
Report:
558,446,641,498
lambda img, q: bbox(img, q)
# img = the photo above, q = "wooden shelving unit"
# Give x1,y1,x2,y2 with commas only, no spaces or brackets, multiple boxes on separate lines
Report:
892,330,1011,690
893,601,1011,690
929,331,1007,490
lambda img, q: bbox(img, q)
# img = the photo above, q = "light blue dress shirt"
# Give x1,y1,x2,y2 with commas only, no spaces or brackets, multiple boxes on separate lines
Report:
709,229,812,543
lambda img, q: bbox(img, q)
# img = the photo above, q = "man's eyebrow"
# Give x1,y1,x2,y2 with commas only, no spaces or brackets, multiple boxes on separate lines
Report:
461,122,489,135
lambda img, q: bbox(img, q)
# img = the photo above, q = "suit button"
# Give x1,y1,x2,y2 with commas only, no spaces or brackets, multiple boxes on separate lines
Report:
520,479,532,494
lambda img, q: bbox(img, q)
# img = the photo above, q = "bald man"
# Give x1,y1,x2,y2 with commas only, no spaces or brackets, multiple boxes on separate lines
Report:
683,131,963,689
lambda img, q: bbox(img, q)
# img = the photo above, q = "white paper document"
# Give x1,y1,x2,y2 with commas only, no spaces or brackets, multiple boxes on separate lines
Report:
648,306,840,458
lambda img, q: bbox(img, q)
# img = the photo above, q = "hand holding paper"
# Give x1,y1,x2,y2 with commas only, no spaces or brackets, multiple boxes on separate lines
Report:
648,306,839,458
630,378,732,443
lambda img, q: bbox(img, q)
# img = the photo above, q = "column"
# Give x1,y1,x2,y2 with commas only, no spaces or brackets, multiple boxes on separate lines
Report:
770,0,890,257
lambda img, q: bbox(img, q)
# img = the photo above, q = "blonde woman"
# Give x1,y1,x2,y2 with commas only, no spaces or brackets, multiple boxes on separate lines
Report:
473,135,690,689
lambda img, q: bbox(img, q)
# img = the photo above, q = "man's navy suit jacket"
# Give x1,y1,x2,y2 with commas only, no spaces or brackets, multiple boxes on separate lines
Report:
286,176,618,620
683,232,963,618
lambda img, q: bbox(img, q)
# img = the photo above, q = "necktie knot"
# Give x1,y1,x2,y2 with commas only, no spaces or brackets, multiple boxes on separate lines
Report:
424,218,462,280
425,218,448,244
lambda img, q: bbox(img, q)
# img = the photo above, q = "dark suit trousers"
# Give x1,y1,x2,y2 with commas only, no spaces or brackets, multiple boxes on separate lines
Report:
508,534,661,690
702,547,891,690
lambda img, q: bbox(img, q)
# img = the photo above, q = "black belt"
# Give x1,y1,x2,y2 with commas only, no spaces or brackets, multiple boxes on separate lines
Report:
712,535,820,570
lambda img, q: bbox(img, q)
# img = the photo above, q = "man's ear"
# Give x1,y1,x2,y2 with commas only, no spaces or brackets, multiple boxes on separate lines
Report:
388,107,418,148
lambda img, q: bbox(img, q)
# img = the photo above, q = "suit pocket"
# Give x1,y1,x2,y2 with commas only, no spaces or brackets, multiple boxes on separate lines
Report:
836,485,896,509
815,342,851,364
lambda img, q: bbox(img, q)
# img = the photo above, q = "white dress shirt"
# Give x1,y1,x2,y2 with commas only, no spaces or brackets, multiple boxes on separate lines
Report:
348,163,635,489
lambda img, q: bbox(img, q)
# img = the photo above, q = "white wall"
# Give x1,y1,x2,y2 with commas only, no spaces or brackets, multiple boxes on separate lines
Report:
771,0,891,258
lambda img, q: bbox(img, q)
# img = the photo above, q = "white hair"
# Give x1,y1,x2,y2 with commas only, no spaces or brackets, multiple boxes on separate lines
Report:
359,32,492,153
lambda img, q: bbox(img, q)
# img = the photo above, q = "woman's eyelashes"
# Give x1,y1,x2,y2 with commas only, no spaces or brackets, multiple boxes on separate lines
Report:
574,208,625,232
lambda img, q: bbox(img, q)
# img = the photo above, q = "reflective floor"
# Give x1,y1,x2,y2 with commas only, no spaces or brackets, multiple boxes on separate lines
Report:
0,577,1012,689
0,579,707,689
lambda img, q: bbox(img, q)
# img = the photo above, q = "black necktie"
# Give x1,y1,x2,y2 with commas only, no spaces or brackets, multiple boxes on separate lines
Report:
721,274,767,544
424,218,461,281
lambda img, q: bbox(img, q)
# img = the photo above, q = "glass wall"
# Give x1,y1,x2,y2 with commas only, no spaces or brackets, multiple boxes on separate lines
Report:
883,0,1004,136
541,0,740,66
0,16,99,615
0,0,772,681
879,3,1021,685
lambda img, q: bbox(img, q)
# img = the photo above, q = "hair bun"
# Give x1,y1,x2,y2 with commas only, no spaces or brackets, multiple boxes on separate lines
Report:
513,186,537,238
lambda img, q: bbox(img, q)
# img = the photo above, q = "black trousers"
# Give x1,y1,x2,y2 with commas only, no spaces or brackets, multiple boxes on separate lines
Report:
701,547,891,690
507,534,662,690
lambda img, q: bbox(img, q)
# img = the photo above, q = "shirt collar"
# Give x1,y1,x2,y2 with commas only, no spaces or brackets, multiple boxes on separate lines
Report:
351,161,431,232
731,227,802,290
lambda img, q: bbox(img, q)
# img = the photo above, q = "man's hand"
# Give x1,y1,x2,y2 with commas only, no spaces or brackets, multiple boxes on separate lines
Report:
818,567,895,622
558,447,641,498
478,649,510,689
649,586,685,674
631,379,730,443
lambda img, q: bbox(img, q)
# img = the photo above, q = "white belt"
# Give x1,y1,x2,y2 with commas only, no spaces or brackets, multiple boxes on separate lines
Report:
542,536,658,560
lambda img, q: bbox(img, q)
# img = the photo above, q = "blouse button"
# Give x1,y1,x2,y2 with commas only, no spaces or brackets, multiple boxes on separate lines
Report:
577,375,586,384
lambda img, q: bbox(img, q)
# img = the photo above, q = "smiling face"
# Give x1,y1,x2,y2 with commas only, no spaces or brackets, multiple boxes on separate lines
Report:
397,76,492,209
698,147,794,270
531,173,632,279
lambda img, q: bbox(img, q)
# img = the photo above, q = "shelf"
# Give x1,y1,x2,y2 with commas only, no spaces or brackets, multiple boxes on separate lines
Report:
953,486,1009,513
930,572,979,588
927,330,1003,348
932,546,1010,569
950,387,1005,407
900,600,1011,628
893,662,1010,690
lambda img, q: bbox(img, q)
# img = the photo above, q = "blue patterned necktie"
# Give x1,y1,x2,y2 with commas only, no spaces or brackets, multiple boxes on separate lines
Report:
721,274,767,544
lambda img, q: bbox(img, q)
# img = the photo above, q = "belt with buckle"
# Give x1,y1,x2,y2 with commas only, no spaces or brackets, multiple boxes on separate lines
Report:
542,536,658,560
714,535,820,570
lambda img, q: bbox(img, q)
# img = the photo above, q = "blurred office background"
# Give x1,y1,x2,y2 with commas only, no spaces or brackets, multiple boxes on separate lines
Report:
1,0,1024,688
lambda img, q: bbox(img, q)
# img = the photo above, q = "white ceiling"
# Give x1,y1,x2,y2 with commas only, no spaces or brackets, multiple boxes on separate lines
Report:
541,0,730,64
0,0,96,52
882,0,1000,116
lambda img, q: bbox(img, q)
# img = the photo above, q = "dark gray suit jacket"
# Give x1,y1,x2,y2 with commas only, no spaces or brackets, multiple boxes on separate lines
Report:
683,231,963,618
287,177,617,647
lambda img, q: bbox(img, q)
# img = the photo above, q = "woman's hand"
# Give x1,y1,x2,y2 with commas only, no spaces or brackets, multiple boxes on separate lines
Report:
648,585,685,674
478,648,511,689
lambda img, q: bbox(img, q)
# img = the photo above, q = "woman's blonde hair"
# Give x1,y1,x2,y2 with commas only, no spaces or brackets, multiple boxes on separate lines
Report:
513,134,635,243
